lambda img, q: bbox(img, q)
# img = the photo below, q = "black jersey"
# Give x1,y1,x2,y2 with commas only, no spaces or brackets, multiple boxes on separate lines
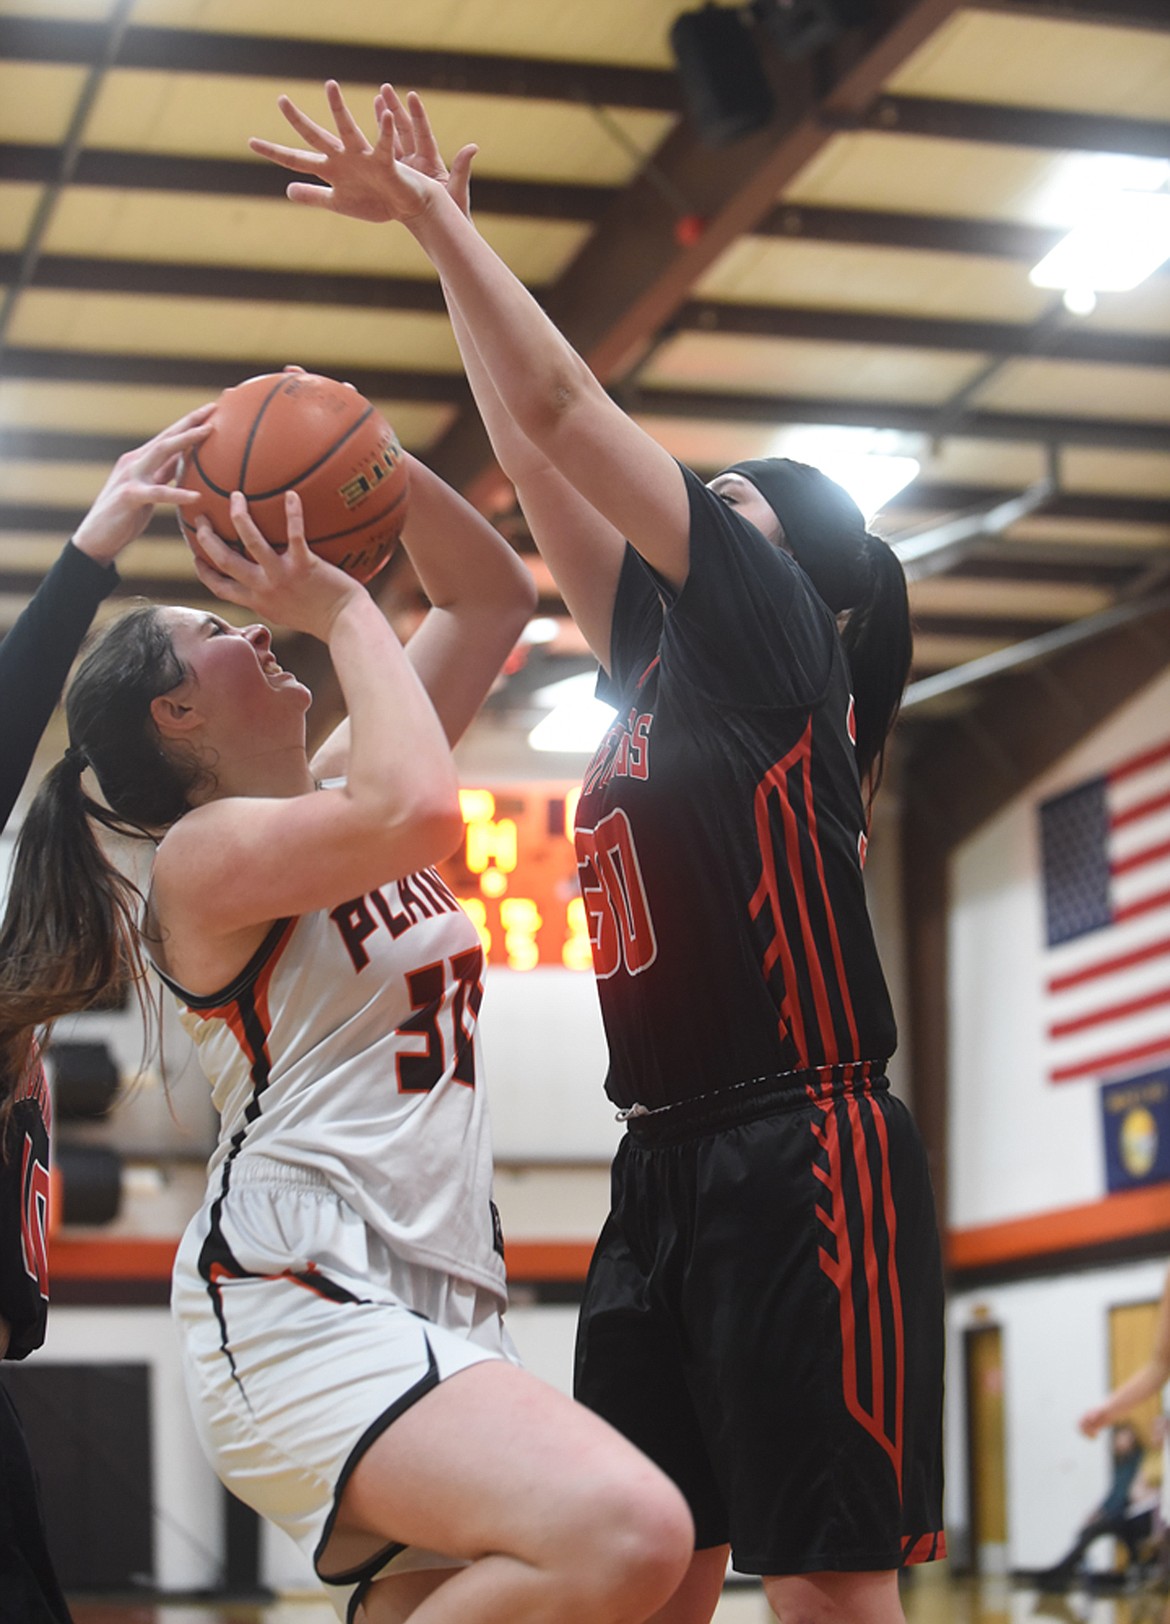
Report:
576,465,896,1112
0,540,116,1360
0,1054,52,1359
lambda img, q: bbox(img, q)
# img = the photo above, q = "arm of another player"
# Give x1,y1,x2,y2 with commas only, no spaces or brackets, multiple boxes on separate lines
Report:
1079,1265,1170,1437
0,406,214,833
249,81,692,593
381,87,626,669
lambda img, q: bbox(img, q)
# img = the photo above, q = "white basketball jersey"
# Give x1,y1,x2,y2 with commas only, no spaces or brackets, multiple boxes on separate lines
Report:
159,867,505,1298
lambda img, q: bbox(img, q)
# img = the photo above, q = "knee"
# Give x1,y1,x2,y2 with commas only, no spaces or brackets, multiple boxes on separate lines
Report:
568,1463,695,1620
764,1569,902,1624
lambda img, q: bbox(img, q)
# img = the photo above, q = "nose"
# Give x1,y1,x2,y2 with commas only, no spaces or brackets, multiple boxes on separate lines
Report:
244,623,271,651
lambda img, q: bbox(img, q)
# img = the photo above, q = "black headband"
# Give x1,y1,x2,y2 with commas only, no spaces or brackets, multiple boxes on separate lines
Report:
720,457,870,612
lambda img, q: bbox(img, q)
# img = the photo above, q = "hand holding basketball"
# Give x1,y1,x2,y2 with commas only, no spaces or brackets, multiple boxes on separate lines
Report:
191,492,363,643
178,370,408,584
74,403,216,563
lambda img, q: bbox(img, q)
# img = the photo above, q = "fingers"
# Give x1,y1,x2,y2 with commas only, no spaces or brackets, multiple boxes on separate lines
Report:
286,181,336,210
404,90,440,168
275,92,343,154
248,135,326,174
325,78,373,153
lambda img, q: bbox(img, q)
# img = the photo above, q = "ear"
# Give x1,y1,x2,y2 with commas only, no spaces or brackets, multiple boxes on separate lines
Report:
150,692,203,739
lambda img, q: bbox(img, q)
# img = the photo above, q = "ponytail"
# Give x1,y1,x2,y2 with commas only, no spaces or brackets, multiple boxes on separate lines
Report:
840,532,912,801
0,603,207,1135
0,757,150,1125
719,457,913,803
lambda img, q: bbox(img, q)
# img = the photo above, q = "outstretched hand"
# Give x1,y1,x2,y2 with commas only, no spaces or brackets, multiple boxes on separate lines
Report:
248,78,463,226
72,404,216,564
374,84,477,217
189,491,363,643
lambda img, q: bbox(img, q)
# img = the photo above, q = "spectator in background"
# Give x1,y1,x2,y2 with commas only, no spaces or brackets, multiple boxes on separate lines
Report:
0,406,214,1624
1037,1420,1161,1591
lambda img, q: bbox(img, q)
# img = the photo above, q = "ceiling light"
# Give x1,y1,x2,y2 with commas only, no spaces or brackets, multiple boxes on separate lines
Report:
767,427,920,520
1030,190,1170,295
528,673,616,754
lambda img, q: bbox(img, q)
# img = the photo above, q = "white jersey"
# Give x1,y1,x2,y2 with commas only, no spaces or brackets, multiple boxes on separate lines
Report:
159,866,505,1299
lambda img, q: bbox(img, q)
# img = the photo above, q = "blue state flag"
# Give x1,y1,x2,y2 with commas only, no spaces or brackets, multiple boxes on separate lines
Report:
1100,1067,1170,1193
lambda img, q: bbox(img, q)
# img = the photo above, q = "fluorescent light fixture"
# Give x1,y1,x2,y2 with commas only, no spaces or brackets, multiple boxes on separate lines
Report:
1030,190,1170,294
766,427,920,521
528,672,616,754
1029,154,1170,228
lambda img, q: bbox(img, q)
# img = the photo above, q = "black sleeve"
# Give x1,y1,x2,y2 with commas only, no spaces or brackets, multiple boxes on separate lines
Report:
657,464,837,712
595,543,666,706
0,1071,52,1360
0,541,118,834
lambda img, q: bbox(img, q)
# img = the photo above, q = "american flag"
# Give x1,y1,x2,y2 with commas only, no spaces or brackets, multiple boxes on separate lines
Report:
1039,737,1170,1086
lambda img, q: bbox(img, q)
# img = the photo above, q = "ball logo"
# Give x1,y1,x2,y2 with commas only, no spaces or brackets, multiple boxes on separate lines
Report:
1119,1105,1158,1178
339,438,404,510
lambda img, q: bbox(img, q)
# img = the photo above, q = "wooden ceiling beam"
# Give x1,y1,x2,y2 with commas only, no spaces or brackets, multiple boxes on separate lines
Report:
0,345,469,403
973,0,1170,33
838,94,1170,157
0,18,683,111
632,385,1170,453
886,484,1170,526
10,254,1167,376
0,251,451,314
427,0,973,499
0,143,612,221
676,299,1170,368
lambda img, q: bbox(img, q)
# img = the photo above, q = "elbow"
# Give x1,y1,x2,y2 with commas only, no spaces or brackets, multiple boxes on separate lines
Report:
400,791,465,869
515,358,594,447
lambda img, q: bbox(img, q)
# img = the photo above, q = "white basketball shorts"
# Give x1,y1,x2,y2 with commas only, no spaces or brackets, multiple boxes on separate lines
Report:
171,1157,518,1618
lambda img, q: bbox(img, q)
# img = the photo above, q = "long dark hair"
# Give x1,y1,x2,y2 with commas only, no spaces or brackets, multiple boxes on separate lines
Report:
721,457,912,799
0,605,207,1131
839,531,912,800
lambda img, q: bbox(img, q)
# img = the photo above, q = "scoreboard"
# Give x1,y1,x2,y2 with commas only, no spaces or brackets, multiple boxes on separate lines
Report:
439,784,592,972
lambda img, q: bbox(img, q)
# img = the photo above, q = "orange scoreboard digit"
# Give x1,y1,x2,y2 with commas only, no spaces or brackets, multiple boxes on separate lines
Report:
438,784,591,972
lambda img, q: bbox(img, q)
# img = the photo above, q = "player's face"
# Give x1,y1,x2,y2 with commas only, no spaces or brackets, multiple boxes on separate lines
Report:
160,607,311,728
707,473,786,548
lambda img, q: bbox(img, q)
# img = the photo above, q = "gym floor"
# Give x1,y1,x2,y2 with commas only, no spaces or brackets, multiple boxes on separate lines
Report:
65,1570,1170,1624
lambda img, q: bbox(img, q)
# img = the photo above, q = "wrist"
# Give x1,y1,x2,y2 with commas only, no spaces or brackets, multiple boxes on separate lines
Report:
69,529,124,567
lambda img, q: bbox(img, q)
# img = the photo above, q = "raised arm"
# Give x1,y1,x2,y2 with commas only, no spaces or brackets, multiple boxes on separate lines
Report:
154,495,463,963
1079,1266,1170,1437
0,405,214,832
375,88,627,667
249,80,693,594
310,452,537,782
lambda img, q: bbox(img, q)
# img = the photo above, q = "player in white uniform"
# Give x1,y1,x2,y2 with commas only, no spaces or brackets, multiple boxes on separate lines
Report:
0,438,693,1622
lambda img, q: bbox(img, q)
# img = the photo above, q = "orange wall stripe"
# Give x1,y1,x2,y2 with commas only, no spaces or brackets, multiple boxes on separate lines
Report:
949,1185,1170,1272
49,1236,595,1284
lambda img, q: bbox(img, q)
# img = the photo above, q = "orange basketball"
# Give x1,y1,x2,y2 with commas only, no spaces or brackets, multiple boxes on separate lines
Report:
178,371,408,584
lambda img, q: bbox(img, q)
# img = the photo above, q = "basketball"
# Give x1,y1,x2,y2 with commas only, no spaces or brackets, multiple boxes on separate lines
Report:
177,370,409,584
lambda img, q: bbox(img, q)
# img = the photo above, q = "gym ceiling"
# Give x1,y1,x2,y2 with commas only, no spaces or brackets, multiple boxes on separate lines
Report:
1,0,1168,754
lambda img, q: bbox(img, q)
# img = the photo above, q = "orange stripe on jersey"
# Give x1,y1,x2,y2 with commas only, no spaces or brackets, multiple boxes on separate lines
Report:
750,722,858,1065
813,1092,905,1491
186,918,297,1068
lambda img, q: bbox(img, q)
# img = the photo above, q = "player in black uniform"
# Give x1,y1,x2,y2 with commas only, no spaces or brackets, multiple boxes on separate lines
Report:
0,405,215,1624
252,82,946,1624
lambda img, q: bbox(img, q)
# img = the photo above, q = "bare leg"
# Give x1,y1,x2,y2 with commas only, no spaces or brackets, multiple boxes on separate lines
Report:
643,1545,730,1624
336,1359,693,1624
764,1569,905,1624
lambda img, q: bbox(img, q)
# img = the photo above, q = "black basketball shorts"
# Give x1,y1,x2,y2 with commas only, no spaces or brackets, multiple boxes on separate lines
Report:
573,1073,946,1576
